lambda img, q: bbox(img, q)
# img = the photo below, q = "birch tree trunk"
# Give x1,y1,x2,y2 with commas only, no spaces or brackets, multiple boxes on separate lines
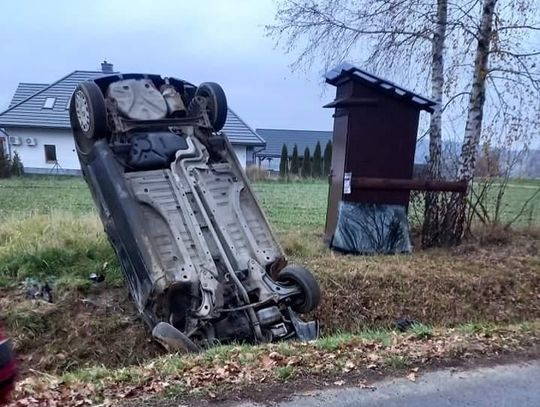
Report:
422,0,448,247
449,0,498,242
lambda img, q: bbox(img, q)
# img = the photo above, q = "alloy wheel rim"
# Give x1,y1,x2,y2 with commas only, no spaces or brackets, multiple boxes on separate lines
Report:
74,91,91,132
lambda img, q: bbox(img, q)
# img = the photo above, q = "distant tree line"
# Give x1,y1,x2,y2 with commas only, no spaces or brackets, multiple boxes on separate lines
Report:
279,140,332,179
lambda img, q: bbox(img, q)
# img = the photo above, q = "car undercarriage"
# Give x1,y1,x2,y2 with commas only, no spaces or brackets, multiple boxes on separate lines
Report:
69,73,321,351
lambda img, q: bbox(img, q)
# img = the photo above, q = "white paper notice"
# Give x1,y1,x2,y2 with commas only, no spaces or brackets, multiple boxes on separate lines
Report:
344,172,352,194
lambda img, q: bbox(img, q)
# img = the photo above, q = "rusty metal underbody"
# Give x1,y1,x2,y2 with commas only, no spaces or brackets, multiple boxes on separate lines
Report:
70,74,320,351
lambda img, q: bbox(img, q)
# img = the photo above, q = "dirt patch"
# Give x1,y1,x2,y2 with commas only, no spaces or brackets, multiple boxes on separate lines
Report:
0,286,160,375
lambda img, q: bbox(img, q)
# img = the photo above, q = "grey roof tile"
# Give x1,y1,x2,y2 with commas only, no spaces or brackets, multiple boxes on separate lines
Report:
9,83,49,107
0,71,105,128
224,108,265,146
255,128,332,158
0,71,264,146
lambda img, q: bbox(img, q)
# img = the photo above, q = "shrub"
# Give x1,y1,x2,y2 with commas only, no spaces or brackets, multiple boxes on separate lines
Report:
11,151,24,176
0,148,11,178
245,165,269,181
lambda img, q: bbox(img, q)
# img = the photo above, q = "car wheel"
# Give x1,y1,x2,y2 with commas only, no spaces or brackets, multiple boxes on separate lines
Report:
278,265,321,314
195,82,228,131
69,82,109,159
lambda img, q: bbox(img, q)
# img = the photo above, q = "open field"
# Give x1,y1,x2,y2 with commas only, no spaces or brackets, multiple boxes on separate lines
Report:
0,176,538,230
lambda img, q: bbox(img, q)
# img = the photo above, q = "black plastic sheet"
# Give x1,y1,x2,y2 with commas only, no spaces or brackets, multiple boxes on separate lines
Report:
331,201,412,254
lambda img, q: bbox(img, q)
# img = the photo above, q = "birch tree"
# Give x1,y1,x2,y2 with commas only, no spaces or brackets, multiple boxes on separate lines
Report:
446,0,499,241
422,0,448,246
446,0,540,240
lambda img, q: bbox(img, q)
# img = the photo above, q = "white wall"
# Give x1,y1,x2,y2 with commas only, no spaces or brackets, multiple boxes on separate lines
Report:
6,127,250,173
8,128,80,173
233,145,247,169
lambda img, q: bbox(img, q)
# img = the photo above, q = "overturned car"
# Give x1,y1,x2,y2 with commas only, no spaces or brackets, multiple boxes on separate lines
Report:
69,73,321,351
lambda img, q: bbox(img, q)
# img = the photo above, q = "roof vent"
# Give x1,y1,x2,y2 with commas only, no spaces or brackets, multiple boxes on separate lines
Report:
101,60,113,73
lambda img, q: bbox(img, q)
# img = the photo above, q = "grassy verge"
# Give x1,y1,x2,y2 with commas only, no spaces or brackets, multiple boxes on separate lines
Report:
12,320,540,406
280,229,540,332
1,214,538,377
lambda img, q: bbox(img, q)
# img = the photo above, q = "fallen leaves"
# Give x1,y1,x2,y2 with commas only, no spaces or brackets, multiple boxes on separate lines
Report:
7,321,540,407
342,360,355,373
406,372,417,382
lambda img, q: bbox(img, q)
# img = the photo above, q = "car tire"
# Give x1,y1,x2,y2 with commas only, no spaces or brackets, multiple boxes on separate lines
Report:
69,82,109,159
195,82,228,131
278,265,321,314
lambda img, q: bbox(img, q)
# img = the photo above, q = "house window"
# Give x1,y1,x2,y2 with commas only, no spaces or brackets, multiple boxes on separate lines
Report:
43,97,56,109
44,144,57,163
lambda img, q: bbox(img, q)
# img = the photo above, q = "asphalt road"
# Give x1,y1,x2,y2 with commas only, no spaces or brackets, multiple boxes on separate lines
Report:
219,359,540,407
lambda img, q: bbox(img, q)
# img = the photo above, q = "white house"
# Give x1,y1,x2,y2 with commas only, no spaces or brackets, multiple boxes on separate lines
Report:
0,62,265,175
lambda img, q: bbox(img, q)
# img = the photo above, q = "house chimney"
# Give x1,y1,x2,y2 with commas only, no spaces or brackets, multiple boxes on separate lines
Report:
101,60,113,73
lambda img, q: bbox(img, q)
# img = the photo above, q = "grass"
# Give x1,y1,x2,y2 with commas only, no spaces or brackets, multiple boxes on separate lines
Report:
276,365,296,380
0,176,537,232
251,180,329,233
0,184,538,334
358,328,393,346
0,212,122,289
384,355,409,369
315,333,355,351
474,180,539,226
457,322,495,336
0,176,94,217
409,323,434,339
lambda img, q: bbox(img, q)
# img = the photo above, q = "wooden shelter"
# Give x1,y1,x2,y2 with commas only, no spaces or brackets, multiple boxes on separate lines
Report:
323,64,466,253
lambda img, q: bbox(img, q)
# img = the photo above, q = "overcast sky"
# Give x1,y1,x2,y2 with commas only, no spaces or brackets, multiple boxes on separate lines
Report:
0,0,338,131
